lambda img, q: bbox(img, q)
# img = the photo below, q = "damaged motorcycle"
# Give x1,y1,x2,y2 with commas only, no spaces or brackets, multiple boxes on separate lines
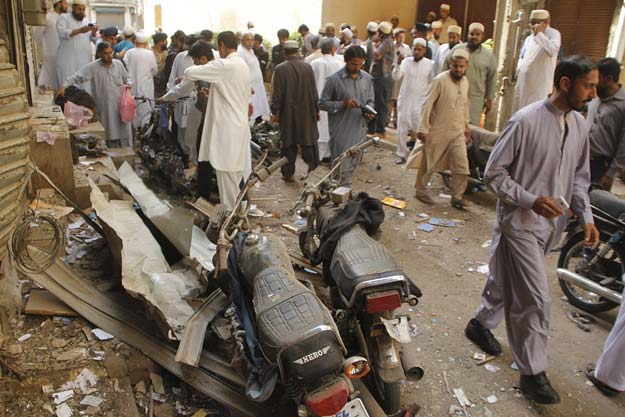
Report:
557,189,624,313
294,138,423,416
209,156,377,417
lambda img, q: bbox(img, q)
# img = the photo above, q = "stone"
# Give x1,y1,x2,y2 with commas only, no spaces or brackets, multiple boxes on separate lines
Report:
153,403,175,417
104,355,128,378
51,338,69,349
8,344,22,354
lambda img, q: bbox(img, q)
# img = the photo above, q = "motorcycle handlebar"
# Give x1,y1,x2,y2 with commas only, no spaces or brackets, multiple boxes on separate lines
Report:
255,157,289,182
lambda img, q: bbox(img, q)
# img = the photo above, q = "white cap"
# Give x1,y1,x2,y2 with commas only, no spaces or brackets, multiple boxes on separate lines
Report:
413,38,427,48
448,25,462,35
72,0,87,5
530,9,550,20
440,3,451,10
379,21,393,35
284,40,299,49
367,21,379,32
123,25,135,36
431,21,443,29
325,22,335,29
247,21,255,27
468,22,485,33
135,31,147,43
393,28,406,37
342,28,353,38
452,48,470,60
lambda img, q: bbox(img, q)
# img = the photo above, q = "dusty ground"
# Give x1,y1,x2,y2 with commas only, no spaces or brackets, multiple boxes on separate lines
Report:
2,133,624,417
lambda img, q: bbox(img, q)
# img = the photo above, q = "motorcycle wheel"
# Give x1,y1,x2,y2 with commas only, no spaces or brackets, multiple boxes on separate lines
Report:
369,372,401,416
558,232,621,313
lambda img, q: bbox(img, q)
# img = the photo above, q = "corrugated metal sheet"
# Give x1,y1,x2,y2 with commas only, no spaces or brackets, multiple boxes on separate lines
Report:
0,62,31,261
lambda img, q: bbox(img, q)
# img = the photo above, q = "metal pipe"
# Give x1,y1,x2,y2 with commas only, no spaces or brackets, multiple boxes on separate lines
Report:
400,352,424,381
556,268,623,304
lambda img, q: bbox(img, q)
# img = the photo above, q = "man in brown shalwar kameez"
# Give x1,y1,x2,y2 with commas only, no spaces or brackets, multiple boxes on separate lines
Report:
415,48,471,209
271,40,320,182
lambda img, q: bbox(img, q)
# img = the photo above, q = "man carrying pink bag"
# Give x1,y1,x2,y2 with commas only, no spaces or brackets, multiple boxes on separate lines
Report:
56,42,133,148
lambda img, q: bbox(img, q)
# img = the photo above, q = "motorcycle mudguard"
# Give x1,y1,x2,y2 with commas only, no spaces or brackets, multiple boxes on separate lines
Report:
374,333,405,383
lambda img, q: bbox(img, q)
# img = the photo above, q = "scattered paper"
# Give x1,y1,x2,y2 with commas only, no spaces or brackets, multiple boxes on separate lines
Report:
17,333,32,342
91,350,105,361
381,197,407,209
42,384,54,394
473,352,487,361
80,395,104,407
453,388,473,407
486,394,498,404
439,193,452,199
52,390,74,405
417,223,435,233
510,362,519,371
429,218,456,227
477,265,489,275
91,328,114,341
484,364,500,373
481,240,492,248
74,368,98,394
57,347,87,361
55,403,72,417
36,130,57,145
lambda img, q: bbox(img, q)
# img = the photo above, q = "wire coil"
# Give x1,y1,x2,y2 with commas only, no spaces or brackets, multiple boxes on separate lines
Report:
9,212,65,274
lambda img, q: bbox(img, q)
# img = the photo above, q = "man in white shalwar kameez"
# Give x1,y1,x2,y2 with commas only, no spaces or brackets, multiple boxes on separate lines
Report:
465,56,600,404
123,31,157,129
59,42,132,148
393,38,434,164
238,32,270,122
56,0,97,93
183,32,252,209
434,25,461,74
34,0,67,89
311,38,343,161
167,37,194,159
512,9,561,113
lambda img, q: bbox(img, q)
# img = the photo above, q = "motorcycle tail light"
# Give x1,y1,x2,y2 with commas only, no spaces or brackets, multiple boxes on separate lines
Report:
366,290,401,314
344,356,370,379
305,378,349,416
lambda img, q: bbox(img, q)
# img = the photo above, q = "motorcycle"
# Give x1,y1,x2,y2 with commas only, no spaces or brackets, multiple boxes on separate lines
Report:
211,155,374,417
439,124,497,193
135,96,196,194
556,189,624,313
294,138,423,416
250,120,281,166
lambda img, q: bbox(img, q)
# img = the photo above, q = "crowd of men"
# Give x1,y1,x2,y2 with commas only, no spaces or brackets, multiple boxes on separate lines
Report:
36,0,625,404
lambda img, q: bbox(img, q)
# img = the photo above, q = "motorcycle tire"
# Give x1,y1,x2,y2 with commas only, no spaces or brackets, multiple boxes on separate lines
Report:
368,371,401,417
558,231,621,313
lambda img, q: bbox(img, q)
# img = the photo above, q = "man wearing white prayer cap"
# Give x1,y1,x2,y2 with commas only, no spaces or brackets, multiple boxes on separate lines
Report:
364,22,379,73
339,28,353,54
33,0,68,89
389,28,412,129
444,22,496,125
123,30,158,128
512,9,561,113
415,45,470,208
392,37,434,164
434,24,461,74
55,0,97,93
437,3,458,44
114,26,136,58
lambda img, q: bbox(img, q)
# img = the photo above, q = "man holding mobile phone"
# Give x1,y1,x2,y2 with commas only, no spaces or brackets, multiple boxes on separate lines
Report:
464,56,600,404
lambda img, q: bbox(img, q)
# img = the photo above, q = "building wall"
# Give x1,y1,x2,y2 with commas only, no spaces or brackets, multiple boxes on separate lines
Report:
321,0,417,38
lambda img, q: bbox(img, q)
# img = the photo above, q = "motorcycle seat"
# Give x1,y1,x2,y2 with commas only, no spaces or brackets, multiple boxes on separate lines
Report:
330,225,405,306
590,189,625,220
253,266,334,363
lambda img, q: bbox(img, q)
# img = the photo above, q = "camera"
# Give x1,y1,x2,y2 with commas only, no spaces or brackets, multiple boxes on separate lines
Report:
87,22,95,27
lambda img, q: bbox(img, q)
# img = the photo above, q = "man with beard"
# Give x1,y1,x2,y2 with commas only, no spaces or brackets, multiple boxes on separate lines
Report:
298,24,313,56
56,0,97,93
323,23,341,50
415,49,470,208
388,28,411,129
152,32,168,97
57,42,132,148
271,40,320,183
434,25,461,74
370,21,394,137
33,0,67,89
393,38,434,165
586,57,625,191
240,32,270,123
446,23,497,125
319,45,374,184
428,21,441,58
512,9,561,112
437,3,458,44
412,23,434,59
311,38,343,162
464,55,599,404
124,31,157,129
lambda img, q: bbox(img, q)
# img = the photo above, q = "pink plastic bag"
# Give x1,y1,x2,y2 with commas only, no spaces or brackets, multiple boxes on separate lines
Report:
120,85,136,123
63,100,93,129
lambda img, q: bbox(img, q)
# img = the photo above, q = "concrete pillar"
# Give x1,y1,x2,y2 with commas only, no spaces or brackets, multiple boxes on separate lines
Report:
124,7,131,27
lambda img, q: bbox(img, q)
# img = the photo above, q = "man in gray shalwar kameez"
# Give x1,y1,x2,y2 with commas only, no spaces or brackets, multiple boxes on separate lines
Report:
58,42,132,148
464,55,600,404
319,45,374,184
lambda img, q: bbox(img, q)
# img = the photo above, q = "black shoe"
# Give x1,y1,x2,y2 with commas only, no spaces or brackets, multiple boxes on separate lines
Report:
520,372,561,404
464,319,502,356
585,364,620,397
